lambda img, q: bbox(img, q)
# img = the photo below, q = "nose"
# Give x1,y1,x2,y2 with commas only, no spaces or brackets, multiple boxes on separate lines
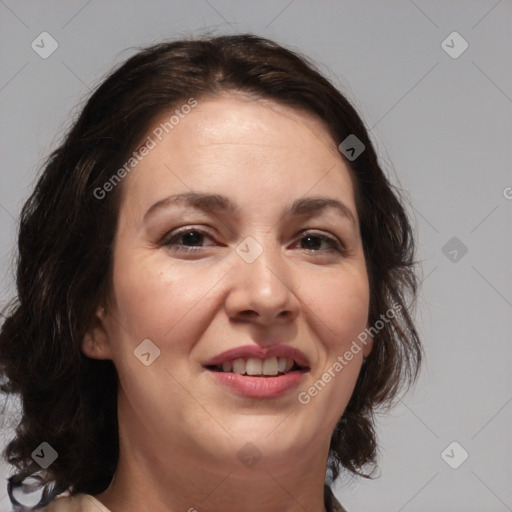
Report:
224,239,300,327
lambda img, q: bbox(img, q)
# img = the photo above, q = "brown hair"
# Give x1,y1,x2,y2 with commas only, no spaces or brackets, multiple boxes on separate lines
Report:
0,33,422,505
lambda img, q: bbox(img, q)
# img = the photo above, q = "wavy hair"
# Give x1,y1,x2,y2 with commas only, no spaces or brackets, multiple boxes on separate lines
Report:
0,33,422,506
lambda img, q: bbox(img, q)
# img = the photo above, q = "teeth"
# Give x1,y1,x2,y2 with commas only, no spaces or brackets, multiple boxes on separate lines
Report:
262,357,279,375
219,357,296,376
246,358,263,375
233,358,245,374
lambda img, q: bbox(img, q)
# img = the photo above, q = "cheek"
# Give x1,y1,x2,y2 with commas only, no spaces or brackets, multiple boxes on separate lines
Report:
300,266,370,349
109,248,231,359
295,269,369,423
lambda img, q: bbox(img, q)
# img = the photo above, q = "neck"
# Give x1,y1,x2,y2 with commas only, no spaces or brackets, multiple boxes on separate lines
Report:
94,395,330,512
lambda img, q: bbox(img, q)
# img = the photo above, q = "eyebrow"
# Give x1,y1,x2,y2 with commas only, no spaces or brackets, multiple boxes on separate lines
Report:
143,191,357,226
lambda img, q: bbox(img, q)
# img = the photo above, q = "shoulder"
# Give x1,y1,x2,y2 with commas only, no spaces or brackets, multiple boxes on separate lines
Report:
38,493,111,512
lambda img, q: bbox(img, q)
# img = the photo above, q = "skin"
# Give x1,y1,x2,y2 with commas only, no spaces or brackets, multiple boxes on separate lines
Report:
82,92,373,512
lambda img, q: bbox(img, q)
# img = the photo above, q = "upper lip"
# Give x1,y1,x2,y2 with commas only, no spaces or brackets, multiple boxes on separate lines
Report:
203,344,310,369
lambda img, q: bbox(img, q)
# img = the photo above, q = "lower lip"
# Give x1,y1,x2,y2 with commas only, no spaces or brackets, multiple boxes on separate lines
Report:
207,370,306,398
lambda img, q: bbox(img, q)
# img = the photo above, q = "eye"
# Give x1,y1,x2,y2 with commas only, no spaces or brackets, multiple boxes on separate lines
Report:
160,227,345,255
160,228,217,252
293,230,345,254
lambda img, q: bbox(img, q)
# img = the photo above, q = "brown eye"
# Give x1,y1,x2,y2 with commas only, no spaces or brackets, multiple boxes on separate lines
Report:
161,228,216,252
295,231,345,254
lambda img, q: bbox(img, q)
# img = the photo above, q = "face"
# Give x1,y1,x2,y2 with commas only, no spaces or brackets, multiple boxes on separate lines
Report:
83,93,372,477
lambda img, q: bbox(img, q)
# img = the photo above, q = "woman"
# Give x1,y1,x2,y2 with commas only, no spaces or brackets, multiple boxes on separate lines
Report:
0,34,422,512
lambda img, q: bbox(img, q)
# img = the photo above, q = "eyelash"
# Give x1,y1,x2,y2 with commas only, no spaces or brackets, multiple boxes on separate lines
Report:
160,227,345,255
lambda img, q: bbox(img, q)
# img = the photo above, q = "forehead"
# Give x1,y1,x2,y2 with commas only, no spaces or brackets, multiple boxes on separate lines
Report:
119,94,357,221
171,93,335,142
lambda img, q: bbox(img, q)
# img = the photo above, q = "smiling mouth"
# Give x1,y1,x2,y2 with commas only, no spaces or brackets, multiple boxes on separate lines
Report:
204,356,309,377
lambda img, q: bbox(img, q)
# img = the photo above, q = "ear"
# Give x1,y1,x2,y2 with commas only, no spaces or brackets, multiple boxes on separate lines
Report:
81,306,114,360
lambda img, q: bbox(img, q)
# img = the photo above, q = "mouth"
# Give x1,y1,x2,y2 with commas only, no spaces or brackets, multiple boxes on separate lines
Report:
204,356,309,377
202,344,310,397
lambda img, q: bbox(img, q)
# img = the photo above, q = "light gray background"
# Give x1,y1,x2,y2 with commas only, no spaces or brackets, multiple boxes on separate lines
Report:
1,1,511,511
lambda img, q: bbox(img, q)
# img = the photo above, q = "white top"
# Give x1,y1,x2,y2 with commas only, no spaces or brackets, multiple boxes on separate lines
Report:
38,493,111,512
